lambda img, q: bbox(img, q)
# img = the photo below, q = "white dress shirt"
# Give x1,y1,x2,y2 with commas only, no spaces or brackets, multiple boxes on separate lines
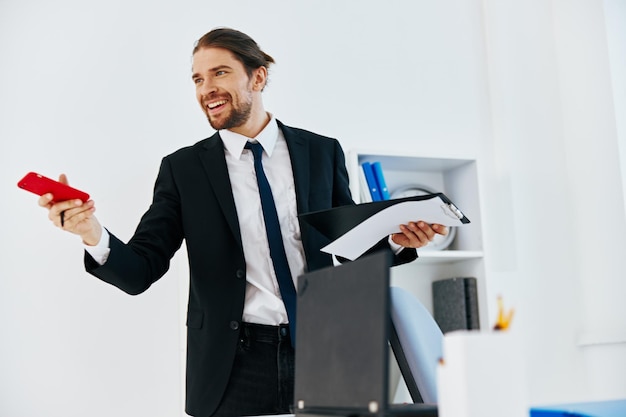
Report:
220,116,305,325
85,115,305,326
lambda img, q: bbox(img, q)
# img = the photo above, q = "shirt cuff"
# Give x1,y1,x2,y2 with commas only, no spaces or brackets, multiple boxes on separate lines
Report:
388,235,405,255
83,226,111,265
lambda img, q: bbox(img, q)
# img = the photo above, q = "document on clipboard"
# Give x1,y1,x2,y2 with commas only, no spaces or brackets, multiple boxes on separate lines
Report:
299,193,470,260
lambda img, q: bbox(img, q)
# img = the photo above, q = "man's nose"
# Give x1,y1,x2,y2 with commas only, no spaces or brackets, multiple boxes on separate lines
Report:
199,79,217,96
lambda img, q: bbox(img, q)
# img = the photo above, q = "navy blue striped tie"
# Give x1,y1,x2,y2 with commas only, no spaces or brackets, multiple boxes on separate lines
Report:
245,141,297,346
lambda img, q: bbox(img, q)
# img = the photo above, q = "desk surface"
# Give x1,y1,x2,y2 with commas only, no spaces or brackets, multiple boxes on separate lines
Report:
258,399,626,417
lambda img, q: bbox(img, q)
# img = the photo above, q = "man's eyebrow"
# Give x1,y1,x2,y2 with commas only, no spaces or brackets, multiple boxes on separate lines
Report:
191,65,233,79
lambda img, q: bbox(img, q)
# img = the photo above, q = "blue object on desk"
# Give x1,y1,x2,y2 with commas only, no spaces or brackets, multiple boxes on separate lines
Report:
530,399,626,417
530,410,590,417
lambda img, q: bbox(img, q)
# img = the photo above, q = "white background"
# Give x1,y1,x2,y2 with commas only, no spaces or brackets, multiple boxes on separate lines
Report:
1,0,625,416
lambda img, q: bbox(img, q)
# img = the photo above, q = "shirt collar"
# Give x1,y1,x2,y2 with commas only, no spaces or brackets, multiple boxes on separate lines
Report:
220,113,279,159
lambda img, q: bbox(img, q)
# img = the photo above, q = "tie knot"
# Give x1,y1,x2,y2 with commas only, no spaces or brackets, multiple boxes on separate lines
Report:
244,141,264,161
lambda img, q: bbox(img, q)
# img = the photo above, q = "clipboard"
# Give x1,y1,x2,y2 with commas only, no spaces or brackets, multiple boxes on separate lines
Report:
299,193,470,260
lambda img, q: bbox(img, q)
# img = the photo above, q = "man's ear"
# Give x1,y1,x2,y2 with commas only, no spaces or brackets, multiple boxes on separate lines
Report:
251,66,268,92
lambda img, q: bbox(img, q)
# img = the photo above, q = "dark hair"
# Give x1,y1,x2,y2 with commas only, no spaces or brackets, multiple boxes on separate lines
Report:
193,27,275,78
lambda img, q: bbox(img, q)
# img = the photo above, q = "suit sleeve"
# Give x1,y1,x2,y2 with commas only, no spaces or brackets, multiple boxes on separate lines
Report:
84,157,185,295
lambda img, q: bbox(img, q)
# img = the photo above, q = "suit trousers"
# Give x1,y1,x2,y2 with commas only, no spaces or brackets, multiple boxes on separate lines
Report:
211,322,295,417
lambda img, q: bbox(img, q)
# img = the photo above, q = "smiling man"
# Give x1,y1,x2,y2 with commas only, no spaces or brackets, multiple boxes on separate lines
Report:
192,47,262,134
39,28,447,416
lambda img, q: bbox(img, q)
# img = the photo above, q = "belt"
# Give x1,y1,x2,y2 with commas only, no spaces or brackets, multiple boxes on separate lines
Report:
240,322,291,344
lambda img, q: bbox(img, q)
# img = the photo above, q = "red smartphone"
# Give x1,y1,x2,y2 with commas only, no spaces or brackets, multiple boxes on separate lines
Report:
17,172,90,202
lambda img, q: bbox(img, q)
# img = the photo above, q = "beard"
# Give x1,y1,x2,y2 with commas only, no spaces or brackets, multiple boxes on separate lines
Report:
206,92,253,131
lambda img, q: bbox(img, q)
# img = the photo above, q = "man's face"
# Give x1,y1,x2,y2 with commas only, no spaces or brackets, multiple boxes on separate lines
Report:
192,47,255,131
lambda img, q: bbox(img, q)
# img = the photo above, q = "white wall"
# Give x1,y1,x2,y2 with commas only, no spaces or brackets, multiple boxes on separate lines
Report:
1,0,624,416
481,0,626,404
606,0,626,220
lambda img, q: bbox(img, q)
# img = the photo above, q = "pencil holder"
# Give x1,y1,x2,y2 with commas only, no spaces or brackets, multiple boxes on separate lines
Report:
437,330,528,417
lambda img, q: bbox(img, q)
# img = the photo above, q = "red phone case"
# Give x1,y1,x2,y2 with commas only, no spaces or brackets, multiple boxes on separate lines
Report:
17,172,90,202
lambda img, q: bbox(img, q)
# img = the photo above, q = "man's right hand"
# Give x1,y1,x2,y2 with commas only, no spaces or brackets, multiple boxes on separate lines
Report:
38,174,102,246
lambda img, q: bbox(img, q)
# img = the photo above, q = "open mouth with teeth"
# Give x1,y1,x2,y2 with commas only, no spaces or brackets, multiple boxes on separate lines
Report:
207,99,228,113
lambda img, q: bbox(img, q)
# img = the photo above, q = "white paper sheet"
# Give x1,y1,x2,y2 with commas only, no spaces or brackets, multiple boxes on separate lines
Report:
321,197,466,260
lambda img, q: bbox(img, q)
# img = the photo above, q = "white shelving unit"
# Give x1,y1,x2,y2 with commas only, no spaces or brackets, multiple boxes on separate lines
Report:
347,150,488,329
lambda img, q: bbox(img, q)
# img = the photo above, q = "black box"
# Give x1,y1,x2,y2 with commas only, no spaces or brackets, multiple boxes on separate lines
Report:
432,277,480,333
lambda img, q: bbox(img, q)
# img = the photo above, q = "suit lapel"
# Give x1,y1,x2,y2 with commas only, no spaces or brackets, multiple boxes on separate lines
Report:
280,121,310,215
198,132,243,249
196,124,311,249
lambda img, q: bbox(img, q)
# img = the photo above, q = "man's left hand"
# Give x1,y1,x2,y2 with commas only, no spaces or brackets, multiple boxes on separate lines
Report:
391,221,448,249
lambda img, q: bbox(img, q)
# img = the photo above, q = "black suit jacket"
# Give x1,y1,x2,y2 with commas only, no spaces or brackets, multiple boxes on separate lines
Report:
85,121,417,416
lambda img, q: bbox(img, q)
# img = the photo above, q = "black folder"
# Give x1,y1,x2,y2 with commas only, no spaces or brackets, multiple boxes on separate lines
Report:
299,193,470,242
